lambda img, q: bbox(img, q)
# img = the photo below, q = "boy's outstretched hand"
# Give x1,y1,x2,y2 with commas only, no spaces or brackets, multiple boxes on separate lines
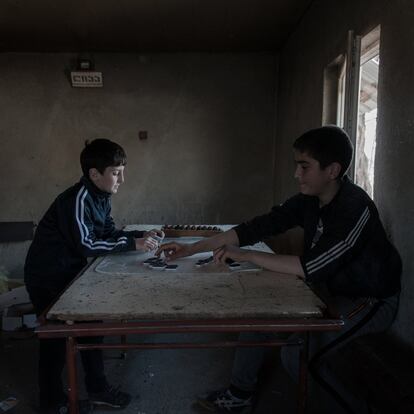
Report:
213,245,249,264
156,242,193,261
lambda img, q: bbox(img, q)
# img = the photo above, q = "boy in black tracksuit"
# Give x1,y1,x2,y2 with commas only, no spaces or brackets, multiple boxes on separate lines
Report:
158,126,402,414
25,139,162,414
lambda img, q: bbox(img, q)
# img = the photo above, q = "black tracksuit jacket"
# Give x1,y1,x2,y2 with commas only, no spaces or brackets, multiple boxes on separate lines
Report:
234,176,401,299
24,176,143,290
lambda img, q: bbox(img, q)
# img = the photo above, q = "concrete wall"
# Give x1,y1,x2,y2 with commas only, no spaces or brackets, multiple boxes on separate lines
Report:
274,0,414,346
0,52,278,278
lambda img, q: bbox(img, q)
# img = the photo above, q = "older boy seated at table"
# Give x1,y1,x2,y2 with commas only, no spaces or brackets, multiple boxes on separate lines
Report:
158,126,401,414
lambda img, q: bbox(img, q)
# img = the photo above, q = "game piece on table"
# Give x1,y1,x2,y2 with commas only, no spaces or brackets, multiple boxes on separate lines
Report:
144,257,159,263
143,257,160,266
150,260,167,269
150,264,166,270
195,256,214,267
228,262,241,270
161,224,222,237
165,264,178,271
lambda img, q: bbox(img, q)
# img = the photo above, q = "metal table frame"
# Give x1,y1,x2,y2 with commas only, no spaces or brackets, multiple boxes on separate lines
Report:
36,227,343,413
37,313,343,414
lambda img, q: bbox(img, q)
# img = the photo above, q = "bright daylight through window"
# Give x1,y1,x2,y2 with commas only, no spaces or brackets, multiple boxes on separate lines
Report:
355,27,380,198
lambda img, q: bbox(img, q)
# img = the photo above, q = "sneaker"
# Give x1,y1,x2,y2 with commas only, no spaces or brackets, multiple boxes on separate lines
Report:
89,384,131,409
196,388,252,413
44,400,93,414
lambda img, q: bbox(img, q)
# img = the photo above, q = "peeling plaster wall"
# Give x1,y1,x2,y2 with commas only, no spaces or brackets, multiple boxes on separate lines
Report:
0,52,277,277
274,0,414,345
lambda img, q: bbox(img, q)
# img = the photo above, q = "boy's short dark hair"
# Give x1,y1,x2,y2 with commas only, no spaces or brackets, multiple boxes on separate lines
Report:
80,139,127,176
293,125,353,178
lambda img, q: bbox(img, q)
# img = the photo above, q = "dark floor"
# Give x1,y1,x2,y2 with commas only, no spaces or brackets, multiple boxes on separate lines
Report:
0,330,297,414
2,329,414,414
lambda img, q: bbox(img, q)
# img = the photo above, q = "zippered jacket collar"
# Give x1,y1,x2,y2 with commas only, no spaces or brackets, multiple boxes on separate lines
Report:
80,176,111,199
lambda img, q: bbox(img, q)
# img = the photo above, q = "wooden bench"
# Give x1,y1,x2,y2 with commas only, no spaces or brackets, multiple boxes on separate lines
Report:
0,222,35,243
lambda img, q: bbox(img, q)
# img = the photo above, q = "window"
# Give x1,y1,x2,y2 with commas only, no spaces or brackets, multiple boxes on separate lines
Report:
323,27,381,198
322,55,346,127
355,27,380,198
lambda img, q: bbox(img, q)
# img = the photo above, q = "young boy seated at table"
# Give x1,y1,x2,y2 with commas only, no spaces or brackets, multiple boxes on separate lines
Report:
157,126,401,414
24,138,163,414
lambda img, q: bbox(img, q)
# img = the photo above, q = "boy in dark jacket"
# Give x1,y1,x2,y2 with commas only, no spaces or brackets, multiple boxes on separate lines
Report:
158,126,401,414
25,139,162,414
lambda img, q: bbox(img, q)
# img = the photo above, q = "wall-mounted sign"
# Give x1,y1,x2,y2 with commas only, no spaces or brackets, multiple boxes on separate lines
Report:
70,71,103,88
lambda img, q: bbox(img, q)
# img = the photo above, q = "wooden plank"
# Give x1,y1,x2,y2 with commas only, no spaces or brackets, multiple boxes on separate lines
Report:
47,251,325,322
47,225,326,322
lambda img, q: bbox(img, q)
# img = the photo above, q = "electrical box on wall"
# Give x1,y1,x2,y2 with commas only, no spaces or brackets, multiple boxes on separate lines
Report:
70,71,103,88
139,131,148,140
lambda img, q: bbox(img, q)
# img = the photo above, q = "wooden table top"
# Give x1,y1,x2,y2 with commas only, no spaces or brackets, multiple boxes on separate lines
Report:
47,226,326,322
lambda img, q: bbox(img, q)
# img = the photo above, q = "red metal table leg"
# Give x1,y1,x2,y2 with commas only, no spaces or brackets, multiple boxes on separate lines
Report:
66,336,79,414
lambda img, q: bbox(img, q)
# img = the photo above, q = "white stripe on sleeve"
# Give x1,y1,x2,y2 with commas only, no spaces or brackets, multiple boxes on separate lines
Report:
75,186,128,251
306,207,370,275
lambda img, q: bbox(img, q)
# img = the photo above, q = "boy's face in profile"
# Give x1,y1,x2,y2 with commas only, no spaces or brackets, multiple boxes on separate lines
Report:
90,165,125,194
294,150,336,198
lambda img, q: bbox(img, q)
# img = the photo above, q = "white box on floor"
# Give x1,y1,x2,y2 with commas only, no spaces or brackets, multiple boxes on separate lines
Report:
2,307,22,331
1,303,36,331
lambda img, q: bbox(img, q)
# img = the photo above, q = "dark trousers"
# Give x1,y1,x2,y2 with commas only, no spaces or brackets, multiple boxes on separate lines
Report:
27,285,108,408
230,293,399,414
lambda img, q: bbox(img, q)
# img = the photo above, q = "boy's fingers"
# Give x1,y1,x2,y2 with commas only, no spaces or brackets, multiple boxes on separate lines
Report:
155,243,175,256
213,247,225,263
156,245,177,258
213,246,222,255
144,237,160,250
219,252,228,264
155,248,164,256
165,249,178,259
145,244,156,252
149,229,164,240
159,242,179,253
154,229,165,238
146,237,158,247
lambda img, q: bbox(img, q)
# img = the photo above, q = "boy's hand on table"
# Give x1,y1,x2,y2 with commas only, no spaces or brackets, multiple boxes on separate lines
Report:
135,229,164,252
138,229,165,251
213,245,249,264
156,242,193,261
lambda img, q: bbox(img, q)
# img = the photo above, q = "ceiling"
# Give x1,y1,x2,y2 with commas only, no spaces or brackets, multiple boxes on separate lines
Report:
0,0,314,52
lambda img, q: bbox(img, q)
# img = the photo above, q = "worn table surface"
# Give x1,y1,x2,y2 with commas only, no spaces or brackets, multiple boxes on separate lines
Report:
47,226,326,322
